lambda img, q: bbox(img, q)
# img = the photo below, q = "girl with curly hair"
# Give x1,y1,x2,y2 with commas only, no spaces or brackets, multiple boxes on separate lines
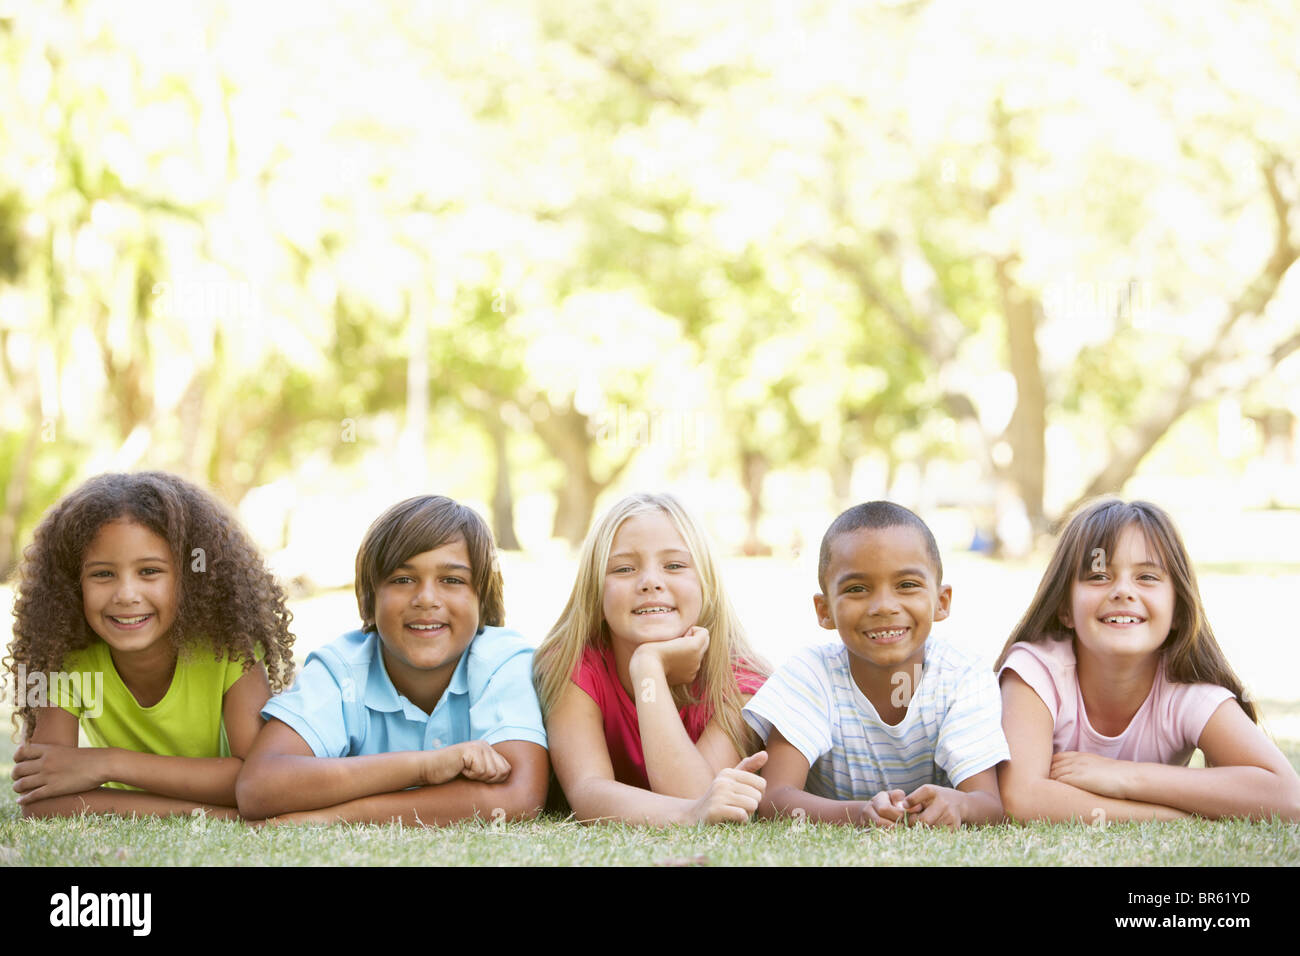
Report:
6,471,294,818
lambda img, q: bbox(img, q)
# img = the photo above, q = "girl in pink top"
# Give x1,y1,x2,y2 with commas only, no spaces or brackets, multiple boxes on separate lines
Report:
533,493,770,825
995,498,1300,823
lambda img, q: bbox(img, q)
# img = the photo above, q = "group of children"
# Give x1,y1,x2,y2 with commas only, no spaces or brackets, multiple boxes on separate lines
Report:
7,471,1299,827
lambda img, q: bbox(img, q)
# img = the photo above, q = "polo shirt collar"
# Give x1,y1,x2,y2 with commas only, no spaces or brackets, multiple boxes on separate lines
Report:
363,633,473,715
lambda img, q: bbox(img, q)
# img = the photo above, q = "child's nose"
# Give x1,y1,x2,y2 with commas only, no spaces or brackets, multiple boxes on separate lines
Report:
413,580,441,606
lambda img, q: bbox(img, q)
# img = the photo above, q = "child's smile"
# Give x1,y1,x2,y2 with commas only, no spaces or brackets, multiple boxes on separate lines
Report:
374,537,480,710
814,525,951,694
602,511,702,648
80,519,179,658
1062,524,1174,665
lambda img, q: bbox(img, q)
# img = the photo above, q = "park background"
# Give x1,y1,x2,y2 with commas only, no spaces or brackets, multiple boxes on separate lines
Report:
1,0,1298,863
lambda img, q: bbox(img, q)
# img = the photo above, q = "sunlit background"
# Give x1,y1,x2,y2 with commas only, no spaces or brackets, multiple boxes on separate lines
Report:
1,1,1298,737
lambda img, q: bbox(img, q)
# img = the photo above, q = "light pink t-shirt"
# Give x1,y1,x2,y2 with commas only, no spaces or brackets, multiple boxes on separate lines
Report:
999,639,1234,765
572,645,765,791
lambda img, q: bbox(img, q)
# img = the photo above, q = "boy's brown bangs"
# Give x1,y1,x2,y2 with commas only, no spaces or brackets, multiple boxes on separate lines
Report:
356,497,498,630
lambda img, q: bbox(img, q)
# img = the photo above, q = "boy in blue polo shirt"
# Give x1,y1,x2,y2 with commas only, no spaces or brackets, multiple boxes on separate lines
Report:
236,496,548,824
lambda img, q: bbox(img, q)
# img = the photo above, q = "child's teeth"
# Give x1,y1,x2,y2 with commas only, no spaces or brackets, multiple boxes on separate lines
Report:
634,607,672,614
113,615,148,624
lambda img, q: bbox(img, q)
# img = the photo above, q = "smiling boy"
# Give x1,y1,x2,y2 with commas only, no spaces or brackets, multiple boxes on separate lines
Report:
744,502,1008,827
236,496,548,824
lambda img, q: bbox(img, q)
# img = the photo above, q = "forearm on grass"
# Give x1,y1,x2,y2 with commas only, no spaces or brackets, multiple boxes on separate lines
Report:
1000,769,1188,823
20,788,241,820
91,750,244,806
1116,763,1300,822
237,748,451,819
952,785,1005,825
269,743,549,826
758,783,863,825
564,774,707,826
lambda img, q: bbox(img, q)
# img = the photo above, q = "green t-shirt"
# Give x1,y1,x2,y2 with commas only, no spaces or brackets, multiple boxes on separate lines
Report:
56,641,256,789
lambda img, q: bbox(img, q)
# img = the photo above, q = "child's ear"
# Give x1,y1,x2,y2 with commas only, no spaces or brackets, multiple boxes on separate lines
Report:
1057,606,1073,629
813,593,835,630
933,584,952,622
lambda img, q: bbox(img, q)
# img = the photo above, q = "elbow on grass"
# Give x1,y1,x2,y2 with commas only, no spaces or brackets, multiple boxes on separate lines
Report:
234,774,279,821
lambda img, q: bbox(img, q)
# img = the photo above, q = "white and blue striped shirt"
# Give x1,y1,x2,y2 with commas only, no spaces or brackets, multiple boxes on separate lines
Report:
744,639,1009,798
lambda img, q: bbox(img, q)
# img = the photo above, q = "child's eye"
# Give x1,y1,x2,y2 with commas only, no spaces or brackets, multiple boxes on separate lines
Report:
140,567,165,576
844,585,866,594
390,575,415,585
610,566,634,574
665,562,687,571
441,576,467,586
898,581,920,589
89,570,113,579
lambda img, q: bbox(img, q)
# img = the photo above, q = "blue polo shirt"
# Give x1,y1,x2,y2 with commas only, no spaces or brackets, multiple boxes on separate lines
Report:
262,626,547,757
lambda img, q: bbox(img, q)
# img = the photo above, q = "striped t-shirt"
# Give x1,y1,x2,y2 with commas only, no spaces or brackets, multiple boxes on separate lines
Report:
743,639,1009,798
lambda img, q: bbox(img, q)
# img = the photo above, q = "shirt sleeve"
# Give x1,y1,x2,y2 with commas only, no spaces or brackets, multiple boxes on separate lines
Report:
1173,682,1236,750
742,650,834,767
470,647,548,748
935,665,1011,786
998,644,1061,725
260,655,352,757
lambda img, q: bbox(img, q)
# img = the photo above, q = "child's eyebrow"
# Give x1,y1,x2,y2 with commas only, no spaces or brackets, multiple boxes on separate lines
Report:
83,556,171,567
608,549,690,562
393,561,473,574
834,566,930,587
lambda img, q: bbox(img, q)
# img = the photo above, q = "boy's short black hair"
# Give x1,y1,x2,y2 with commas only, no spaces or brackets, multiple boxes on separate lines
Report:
817,501,943,592
355,495,504,635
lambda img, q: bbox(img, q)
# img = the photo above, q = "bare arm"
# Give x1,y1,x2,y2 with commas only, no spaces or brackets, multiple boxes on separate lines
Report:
13,705,242,819
998,671,1188,823
267,741,548,826
236,718,495,819
548,680,765,825
628,631,743,797
1051,699,1300,821
756,727,879,825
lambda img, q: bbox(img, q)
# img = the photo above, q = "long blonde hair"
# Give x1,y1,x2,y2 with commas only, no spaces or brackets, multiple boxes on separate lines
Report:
533,492,769,759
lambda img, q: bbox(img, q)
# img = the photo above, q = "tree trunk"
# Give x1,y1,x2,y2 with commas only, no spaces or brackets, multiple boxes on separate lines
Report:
741,448,771,556
486,412,521,549
996,255,1048,533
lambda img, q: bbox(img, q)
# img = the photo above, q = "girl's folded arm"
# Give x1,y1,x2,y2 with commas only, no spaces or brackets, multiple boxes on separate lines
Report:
89,663,272,806
271,741,549,826
1112,699,1300,822
549,681,704,825
756,728,863,824
628,642,734,797
998,671,1188,823
14,706,238,819
236,717,463,819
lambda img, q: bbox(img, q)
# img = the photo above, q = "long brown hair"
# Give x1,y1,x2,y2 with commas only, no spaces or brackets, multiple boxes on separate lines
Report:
6,471,296,737
994,497,1255,721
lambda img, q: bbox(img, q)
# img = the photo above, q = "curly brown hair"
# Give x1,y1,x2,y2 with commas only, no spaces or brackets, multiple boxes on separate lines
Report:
5,471,295,737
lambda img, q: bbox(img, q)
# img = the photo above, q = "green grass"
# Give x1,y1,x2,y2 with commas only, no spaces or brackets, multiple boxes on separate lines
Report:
3,716,1299,867
2,805,1298,867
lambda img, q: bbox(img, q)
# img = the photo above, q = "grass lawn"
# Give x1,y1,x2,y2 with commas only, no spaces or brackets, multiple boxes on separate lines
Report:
2,729,1298,866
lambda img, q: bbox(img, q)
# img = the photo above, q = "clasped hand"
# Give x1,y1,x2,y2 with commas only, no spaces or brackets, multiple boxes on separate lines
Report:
856,784,968,828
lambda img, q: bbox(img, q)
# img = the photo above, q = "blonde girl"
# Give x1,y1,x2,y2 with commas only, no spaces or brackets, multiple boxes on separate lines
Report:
534,493,770,824
995,497,1300,823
